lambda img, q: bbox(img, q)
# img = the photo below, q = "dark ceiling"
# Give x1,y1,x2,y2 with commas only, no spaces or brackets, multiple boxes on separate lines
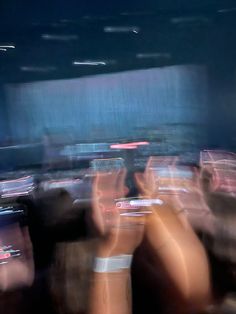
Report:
0,0,236,83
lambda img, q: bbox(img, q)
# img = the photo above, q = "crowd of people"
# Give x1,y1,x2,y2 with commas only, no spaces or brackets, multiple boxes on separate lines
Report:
0,150,236,314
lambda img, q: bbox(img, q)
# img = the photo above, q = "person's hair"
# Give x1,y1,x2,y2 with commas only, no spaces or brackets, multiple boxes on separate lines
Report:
50,239,95,314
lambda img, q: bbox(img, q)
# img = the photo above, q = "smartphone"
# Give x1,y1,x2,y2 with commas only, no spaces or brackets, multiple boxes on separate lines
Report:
91,158,125,172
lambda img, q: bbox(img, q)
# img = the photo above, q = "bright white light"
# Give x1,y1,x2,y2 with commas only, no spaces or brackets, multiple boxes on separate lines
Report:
73,61,107,66
0,45,15,49
0,48,7,51
158,187,188,193
120,211,152,217
130,199,164,206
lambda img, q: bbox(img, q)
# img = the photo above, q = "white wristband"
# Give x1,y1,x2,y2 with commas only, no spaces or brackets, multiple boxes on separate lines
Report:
93,255,133,273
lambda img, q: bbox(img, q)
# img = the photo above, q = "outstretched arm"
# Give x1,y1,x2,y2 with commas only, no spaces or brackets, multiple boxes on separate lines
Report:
89,169,145,314
135,170,212,313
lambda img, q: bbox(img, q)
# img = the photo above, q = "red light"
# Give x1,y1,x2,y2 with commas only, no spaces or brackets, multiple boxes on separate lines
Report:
110,141,149,150
0,252,11,260
126,141,149,146
110,144,137,150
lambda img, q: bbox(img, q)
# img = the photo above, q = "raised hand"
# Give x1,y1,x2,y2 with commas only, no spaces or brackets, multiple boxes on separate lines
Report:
92,168,145,257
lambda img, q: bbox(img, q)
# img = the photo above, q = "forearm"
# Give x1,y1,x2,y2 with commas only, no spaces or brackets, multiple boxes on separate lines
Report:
145,206,212,311
89,270,132,314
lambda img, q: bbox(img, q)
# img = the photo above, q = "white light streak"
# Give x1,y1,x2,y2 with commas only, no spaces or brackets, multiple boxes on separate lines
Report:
104,26,140,33
130,199,164,206
0,45,15,49
41,34,78,41
73,60,107,66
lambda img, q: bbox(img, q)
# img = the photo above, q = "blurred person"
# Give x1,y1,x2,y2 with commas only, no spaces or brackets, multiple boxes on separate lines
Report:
89,167,146,314
200,166,236,303
135,154,236,312
89,161,212,314
0,210,34,314
133,162,213,314
20,187,89,314
50,239,96,314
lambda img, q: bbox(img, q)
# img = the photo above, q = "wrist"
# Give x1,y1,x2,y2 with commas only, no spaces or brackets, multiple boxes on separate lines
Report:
96,239,135,257
93,254,133,273
96,245,133,258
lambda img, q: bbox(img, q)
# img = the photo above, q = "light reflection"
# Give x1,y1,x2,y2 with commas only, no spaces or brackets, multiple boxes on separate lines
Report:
41,34,78,41
104,26,140,33
73,61,107,66
20,66,57,73
218,7,236,13
110,141,149,150
0,45,15,49
136,53,171,59
0,176,35,198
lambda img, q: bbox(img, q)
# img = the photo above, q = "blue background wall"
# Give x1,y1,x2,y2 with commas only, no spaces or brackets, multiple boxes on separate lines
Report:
4,65,208,145
0,87,9,142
